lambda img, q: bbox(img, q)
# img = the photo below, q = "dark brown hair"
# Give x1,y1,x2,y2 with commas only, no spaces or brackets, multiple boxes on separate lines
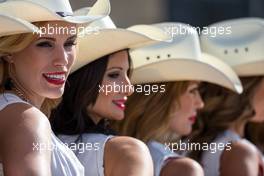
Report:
188,76,263,162
50,49,132,135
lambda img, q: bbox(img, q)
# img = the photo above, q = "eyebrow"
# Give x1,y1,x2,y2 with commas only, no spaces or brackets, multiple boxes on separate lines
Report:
107,67,124,71
37,37,56,41
37,35,77,42
67,35,77,41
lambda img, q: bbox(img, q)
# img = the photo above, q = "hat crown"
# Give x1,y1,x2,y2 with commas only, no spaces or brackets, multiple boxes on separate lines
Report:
75,7,115,29
1,0,73,13
130,22,202,68
200,18,264,76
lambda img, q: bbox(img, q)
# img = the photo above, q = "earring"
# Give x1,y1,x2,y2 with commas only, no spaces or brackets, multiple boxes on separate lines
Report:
3,54,14,64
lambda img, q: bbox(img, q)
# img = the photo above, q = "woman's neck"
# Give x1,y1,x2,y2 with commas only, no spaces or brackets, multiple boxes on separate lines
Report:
88,113,102,125
229,119,248,138
8,84,44,109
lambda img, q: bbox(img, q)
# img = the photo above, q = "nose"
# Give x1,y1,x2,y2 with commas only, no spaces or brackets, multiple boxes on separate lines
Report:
195,92,204,109
53,46,69,67
122,75,134,96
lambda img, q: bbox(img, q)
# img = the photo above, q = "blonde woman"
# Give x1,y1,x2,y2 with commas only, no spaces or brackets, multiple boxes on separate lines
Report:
116,22,242,176
0,0,107,175
50,16,170,176
189,18,264,176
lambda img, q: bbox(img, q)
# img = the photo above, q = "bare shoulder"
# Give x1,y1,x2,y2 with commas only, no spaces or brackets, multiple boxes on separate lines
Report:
105,136,148,153
220,140,259,176
104,136,150,162
161,157,204,176
104,136,153,175
0,103,52,175
0,102,51,137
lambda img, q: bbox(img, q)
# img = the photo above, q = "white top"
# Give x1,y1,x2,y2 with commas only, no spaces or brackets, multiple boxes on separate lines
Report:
201,130,260,176
59,133,114,176
0,93,84,176
147,140,181,176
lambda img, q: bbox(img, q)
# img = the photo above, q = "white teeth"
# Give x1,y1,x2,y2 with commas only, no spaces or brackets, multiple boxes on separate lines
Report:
45,74,65,80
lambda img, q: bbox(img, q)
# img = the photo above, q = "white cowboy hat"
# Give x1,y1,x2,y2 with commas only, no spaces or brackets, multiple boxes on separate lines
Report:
71,9,171,72
200,17,264,77
0,0,109,24
129,22,243,93
0,13,39,37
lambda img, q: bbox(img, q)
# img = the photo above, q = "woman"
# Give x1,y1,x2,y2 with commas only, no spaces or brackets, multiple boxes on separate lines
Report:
115,22,242,176
188,18,264,176
50,16,170,176
0,0,108,175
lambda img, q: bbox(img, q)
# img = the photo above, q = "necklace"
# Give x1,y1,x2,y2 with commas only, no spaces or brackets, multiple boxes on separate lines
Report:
12,85,31,103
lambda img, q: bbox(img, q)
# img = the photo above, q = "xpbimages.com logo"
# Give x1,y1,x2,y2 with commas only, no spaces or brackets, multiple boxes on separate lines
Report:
99,82,166,95
163,24,232,38
32,23,101,37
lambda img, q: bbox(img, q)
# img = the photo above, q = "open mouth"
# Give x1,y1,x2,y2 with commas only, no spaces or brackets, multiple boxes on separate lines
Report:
43,72,66,86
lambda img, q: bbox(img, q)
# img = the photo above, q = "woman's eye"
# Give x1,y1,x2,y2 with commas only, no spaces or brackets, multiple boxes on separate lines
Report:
190,88,199,94
108,73,120,79
36,41,53,47
64,41,77,47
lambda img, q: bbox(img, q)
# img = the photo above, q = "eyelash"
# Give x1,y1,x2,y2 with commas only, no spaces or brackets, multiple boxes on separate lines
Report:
64,41,77,47
36,41,77,48
108,72,120,79
36,41,52,47
190,88,199,94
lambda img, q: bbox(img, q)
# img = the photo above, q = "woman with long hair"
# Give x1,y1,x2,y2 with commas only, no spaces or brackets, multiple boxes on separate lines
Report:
188,18,264,176
50,15,170,176
0,0,107,175
115,22,242,176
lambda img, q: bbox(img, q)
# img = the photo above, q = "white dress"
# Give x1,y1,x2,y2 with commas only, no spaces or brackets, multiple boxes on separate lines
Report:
59,133,114,176
0,93,84,176
147,140,181,176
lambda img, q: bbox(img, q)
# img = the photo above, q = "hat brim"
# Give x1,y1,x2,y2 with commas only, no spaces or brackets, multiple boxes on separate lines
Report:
72,27,170,72
0,14,39,37
233,60,264,77
131,53,243,93
0,1,106,24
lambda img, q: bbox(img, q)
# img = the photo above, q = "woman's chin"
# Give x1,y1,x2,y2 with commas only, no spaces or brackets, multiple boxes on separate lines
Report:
110,112,125,121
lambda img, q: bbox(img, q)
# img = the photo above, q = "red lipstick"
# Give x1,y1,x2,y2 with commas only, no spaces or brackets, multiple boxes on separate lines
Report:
189,116,197,124
43,72,66,86
113,99,126,111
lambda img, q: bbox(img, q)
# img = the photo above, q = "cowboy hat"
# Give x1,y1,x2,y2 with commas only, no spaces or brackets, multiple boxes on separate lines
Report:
71,9,172,72
129,22,243,93
0,13,39,37
200,17,264,77
0,0,109,24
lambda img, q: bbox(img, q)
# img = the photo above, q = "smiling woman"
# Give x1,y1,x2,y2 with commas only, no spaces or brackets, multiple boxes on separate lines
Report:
0,0,108,175
50,15,170,176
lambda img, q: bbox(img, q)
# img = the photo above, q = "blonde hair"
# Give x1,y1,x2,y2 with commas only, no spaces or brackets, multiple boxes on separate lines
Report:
115,81,189,143
0,22,60,117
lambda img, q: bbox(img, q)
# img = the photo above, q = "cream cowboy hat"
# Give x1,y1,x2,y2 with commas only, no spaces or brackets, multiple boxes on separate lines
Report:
200,18,264,77
0,13,39,37
71,8,171,72
129,22,243,93
0,0,109,24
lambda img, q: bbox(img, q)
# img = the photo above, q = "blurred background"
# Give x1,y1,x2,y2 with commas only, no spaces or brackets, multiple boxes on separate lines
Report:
70,0,264,27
